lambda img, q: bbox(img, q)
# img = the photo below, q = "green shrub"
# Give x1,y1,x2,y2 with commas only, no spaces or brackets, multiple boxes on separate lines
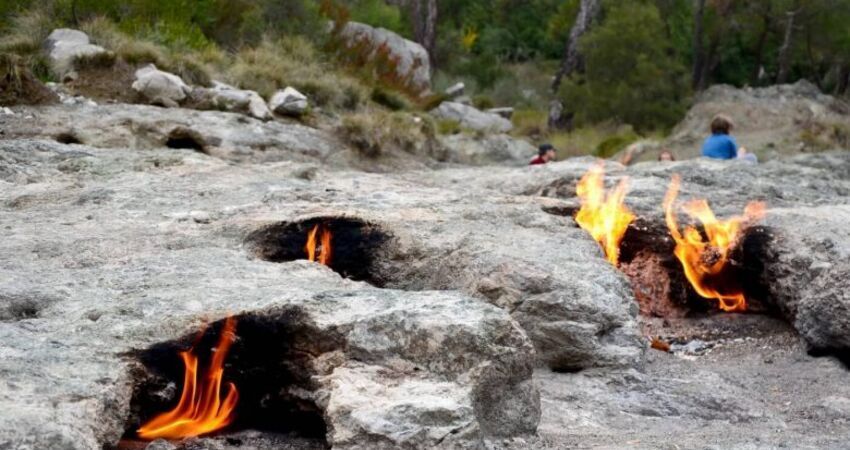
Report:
436,118,462,135
511,108,546,137
371,86,409,110
472,95,494,110
594,129,640,158
338,111,432,157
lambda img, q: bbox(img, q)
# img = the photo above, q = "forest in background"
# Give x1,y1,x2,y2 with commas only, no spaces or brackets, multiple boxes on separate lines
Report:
1,0,849,154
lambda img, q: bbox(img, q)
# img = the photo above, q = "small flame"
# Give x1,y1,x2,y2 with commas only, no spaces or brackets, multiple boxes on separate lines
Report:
575,164,635,266
305,224,332,266
663,175,766,312
138,317,239,440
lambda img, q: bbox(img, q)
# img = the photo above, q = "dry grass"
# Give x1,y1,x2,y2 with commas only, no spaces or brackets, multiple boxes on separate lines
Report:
81,17,214,87
547,123,640,159
228,37,366,109
511,108,547,138
338,110,434,158
0,53,58,106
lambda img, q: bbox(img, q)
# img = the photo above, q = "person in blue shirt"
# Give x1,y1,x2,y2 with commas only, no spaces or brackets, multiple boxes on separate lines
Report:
702,114,739,159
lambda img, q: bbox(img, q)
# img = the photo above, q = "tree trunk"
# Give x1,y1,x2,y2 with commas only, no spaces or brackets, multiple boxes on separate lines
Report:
551,0,601,92
692,0,706,90
749,5,772,86
776,9,798,84
410,0,439,68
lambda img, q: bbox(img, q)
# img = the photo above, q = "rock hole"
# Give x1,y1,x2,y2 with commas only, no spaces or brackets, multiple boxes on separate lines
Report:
245,217,392,286
55,132,83,145
617,219,777,319
165,127,206,153
117,310,338,448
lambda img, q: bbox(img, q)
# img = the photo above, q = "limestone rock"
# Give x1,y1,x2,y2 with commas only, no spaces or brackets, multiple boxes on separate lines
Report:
336,21,431,94
131,64,191,107
43,28,110,80
189,82,272,120
440,134,534,166
269,87,309,116
445,82,465,99
432,102,513,133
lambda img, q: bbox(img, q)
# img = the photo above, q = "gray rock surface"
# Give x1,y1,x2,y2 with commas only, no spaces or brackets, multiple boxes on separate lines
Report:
43,28,111,80
0,104,340,164
432,102,514,133
337,21,431,93
190,82,272,120
269,87,309,116
0,141,539,449
440,133,534,166
131,64,192,107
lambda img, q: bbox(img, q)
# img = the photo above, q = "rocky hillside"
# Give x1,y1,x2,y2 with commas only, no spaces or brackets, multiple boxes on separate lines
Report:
2,23,850,450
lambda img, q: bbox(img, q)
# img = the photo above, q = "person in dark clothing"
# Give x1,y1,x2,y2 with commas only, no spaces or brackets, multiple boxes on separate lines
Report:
530,143,557,165
702,114,740,159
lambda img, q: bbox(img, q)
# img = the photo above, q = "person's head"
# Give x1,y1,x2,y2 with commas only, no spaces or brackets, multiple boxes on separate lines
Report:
658,150,675,162
538,143,557,162
710,114,734,135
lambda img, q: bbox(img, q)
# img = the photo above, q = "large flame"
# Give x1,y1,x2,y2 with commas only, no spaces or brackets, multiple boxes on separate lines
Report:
305,224,332,266
663,175,766,312
138,317,239,440
575,164,635,266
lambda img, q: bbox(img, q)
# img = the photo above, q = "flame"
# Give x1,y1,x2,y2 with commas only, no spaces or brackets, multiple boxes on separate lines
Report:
138,317,239,440
663,175,766,312
575,164,635,266
304,224,332,266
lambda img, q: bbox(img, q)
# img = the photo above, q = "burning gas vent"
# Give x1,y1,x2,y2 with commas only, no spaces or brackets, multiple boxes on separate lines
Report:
245,217,392,285
118,311,337,447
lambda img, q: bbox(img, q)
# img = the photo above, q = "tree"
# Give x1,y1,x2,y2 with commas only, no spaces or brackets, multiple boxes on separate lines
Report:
409,0,438,67
776,5,800,83
551,0,601,92
557,0,690,132
691,0,706,89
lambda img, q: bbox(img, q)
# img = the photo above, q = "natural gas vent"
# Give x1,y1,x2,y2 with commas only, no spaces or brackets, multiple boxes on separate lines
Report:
165,127,207,153
54,131,83,145
618,219,775,318
245,217,392,286
117,310,338,448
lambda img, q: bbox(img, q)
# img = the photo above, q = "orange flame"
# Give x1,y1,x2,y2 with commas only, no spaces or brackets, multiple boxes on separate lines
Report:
304,224,332,266
138,317,239,440
575,164,635,266
663,175,766,312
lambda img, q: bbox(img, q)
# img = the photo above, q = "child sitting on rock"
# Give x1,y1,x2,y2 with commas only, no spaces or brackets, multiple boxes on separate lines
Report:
702,114,740,160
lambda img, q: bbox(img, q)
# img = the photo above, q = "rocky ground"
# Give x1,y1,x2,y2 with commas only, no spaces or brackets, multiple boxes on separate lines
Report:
1,98,850,450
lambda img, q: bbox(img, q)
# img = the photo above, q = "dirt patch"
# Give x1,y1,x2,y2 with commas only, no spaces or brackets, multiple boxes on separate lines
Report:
0,54,59,106
66,59,138,103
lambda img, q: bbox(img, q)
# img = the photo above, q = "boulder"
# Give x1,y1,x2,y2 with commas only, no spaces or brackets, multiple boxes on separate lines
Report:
444,82,465,99
43,28,111,80
336,21,431,94
269,87,309,116
189,83,272,120
665,80,850,160
487,107,515,119
432,102,514,133
131,64,191,107
440,134,534,166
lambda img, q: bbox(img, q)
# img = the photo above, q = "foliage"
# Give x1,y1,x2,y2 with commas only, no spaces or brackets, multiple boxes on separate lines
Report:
558,0,690,132
338,110,432,157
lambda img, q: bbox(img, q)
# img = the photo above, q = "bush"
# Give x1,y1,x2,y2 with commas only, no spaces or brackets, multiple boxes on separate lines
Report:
338,111,433,157
371,86,409,110
557,1,690,132
436,118,461,135
511,108,547,138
